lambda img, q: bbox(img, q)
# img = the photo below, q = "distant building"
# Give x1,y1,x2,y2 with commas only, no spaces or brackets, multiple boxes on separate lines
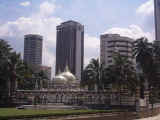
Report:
155,0,160,42
23,34,43,65
56,20,84,81
40,66,52,80
154,1,160,88
100,34,134,66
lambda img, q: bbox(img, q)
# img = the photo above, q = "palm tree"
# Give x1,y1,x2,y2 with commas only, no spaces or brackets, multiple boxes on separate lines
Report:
81,58,104,91
0,40,12,104
106,53,138,105
102,67,116,89
7,52,24,96
36,70,49,89
0,40,25,105
17,63,35,90
82,59,98,90
133,37,153,90
133,38,160,107
133,38,160,96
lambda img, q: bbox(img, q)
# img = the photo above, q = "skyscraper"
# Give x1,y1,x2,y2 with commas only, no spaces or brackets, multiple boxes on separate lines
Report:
154,0,160,82
155,0,160,41
56,20,84,81
24,34,43,65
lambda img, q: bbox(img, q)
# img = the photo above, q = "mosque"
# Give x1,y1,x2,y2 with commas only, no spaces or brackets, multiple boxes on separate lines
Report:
50,66,81,91
15,66,147,109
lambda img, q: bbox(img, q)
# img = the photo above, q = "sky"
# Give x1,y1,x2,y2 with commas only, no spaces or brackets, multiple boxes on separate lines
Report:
0,0,156,77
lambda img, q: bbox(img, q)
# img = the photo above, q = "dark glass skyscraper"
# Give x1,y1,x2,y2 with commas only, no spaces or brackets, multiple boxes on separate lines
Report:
56,20,84,80
155,0,160,41
24,34,43,65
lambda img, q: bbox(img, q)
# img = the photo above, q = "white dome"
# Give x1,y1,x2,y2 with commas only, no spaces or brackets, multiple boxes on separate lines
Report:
54,65,77,85
54,75,67,84
61,71,76,84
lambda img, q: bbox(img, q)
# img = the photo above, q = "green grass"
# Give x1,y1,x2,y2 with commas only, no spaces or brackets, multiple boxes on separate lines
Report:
0,108,118,120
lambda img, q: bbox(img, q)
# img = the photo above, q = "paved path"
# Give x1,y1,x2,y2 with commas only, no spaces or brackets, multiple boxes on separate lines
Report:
138,114,160,120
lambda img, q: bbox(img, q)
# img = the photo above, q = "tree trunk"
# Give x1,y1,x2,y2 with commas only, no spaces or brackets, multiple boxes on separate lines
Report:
119,86,121,106
120,86,121,106
10,71,16,97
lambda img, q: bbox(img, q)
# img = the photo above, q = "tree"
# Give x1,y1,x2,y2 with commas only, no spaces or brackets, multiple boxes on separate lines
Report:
0,40,13,105
133,37,153,90
35,70,49,89
0,40,34,106
133,38,160,97
17,63,35,90
133,37,160,108
81,58,105,90
0,40,26,105
81,58,98,90
18,64,49,90
106,53,138,105
7,52,25,96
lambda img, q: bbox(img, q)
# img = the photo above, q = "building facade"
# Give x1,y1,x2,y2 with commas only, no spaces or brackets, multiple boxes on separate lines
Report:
155,0,160,42
24,34,43,65
56,20,84,81
100,34,134,66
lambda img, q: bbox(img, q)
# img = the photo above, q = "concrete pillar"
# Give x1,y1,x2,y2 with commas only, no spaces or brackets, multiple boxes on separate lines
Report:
144,90,150,108
135,87,140,112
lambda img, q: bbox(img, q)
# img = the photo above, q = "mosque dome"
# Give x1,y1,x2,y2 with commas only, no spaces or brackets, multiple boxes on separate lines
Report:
54,65,77,85
54,75,67,84
61,71,76,84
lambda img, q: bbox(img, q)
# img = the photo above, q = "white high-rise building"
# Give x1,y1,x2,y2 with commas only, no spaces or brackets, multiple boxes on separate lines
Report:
100,34,134,66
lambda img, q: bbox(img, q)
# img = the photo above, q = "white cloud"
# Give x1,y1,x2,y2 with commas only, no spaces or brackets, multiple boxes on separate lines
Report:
40,1,56,16
84,34,99,49
20,1,31,7
0,1,62,77
84,34,99,66
105,25,154,41
136,0,155,39
0,1,100,76
136,0,154,16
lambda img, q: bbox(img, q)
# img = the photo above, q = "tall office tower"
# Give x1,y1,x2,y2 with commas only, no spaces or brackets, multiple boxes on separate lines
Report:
24,34,43,65
155,0,160,42
100,34,134,67
56,20,84,81
154,0,160,83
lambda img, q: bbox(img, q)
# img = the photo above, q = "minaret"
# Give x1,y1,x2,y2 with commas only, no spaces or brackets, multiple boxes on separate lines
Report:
57,69,62,75
65,64,70,72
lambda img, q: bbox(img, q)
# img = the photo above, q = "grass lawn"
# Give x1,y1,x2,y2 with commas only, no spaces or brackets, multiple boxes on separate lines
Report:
0,108,118,120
